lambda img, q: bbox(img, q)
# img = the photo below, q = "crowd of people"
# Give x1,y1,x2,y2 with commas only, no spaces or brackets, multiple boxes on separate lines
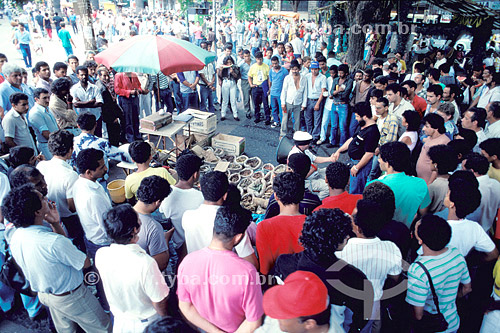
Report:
0,3,500,333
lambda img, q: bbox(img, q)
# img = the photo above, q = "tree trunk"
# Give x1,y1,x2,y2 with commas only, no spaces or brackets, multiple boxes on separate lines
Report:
346,1,366,66
52,0,62,15
136,0,144,14
289,1,299,12
396,0,412,54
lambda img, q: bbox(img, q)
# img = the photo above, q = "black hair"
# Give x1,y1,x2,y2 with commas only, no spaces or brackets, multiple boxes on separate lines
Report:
354,199,386,237
448,170,481,218
287,153,311,180
379,142,411,172
401,80,417,90
77,112,97,131
479,138,500,158
427,145,458,175
242,49,250,55
53,62,68,72
136,175,171,204
213,205,251,242
423,113,446,134
103,204,140,244
316,55,326,63
176,153,202,181
386,83,401,95
1,184,41,228
76,148,104,174
388,63,398,71
403,110,421,132
448,139,472,162
290,59,301,69
372,58,384,66
224,184,242,209
9,146,35,168
300,209,352,262
255,51,263,59
353,102,372,119
299,306,331,326
0,53,7,60
417,214,451,251
75,65,88,74
325,162,349,190
376,97,389,107
426,84,443,98
369,89,383,99
467,107,487,128
464,152,489,175
271,56,280,63
273,172,305,205
51,77,72,95
363,68,374,78
439,63,451,74
223,56,234,65
9,165,41,189
9,92,28,105
200,171,228,202
489,101,500,119
144,316,196,333
128,141,151,164
363,182,396,223
457,128,477,151
428,68,440,81
374,75,388,85
48,130,74,157
338,64,349,74
414,62,426,73
33,87,49,99
35,61,49,73
83,60,98,69
67,55,79,62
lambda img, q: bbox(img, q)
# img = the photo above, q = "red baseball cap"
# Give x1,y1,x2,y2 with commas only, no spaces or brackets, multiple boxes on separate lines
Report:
263,271,329,319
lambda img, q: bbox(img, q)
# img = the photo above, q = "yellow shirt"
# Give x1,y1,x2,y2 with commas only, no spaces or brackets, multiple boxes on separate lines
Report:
248,63,270,86
125,167,176,199
493,258,500,297
488,165,500,183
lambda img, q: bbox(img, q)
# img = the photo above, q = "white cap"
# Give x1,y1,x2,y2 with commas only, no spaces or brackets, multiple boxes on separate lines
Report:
293,131,313,145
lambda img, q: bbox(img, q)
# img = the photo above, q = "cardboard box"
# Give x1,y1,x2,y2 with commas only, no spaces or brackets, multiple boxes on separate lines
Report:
183,109,217,134
212,133,245,156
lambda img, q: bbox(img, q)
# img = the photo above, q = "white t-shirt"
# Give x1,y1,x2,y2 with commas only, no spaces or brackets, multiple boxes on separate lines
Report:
182,204,254,258
477,175,500,231
399,131,418,152
95,244,169,321
288,145,317,163
159,187,204,249
447,219,496,256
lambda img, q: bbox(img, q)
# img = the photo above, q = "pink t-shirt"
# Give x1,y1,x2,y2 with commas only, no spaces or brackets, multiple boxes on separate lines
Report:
177,248,263,332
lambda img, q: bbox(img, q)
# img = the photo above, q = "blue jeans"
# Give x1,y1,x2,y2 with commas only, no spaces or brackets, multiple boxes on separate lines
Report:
199,85,215,113
181,92,199,112
349,112,359,137
158,88,174,114
349,157,373,195
331,103,349,145
170,81,183,113
367,155,382,183
19,44,32,68
270,95,282,123
305,99,323,140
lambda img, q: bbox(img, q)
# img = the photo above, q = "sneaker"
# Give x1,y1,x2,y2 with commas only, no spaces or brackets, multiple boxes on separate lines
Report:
271,122,279,128
254,118,261,123
234,117,240,121
221,117,226,121
316,139,324,145
246,113,252,119
265,120,271,125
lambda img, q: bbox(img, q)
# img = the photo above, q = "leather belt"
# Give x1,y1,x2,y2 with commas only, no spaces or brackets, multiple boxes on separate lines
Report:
53,283,82,297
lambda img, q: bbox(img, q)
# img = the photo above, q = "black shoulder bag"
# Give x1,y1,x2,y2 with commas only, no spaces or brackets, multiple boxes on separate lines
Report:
412,261,449,333
0,238,35,296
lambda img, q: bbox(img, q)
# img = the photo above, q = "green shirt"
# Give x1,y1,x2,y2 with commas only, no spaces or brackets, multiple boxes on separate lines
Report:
367,172,430,227
58,29,72,48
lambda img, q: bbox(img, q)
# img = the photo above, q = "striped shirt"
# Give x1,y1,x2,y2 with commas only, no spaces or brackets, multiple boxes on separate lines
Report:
336,237,402,301
158,72,170,90
406,248,471,333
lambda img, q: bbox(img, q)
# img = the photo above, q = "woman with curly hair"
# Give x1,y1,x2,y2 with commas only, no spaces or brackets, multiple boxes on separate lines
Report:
272,208,374,332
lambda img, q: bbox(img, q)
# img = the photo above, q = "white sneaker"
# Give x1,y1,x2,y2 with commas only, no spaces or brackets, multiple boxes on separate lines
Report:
316,139,324,145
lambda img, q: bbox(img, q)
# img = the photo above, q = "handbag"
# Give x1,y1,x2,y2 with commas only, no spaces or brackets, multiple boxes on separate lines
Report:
412,261,449,333
0,238,34,296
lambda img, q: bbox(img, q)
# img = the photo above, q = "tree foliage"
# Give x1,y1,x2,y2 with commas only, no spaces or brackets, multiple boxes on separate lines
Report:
223,0,262,20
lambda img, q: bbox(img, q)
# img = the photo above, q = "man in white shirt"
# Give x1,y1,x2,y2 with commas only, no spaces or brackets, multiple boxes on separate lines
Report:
443,170,498,261
463,154,500,233
160,153,203,262
37,129,85,251
337,199,402,331
73,148,112,257
182,171,258,270
280,60,307,138
460,107,488,151
96,204,169,332
290,32,304,59
28,88,59,159
434,50,447,69
386,83,415,137
304,61,327,142
70,66,104,136
477,72,500,109
485,101,500,138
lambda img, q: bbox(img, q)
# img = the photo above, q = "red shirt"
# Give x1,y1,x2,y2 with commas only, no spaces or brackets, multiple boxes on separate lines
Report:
313,192,362,215
114,73,143,98
256,215,306,275
411,95,427,118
